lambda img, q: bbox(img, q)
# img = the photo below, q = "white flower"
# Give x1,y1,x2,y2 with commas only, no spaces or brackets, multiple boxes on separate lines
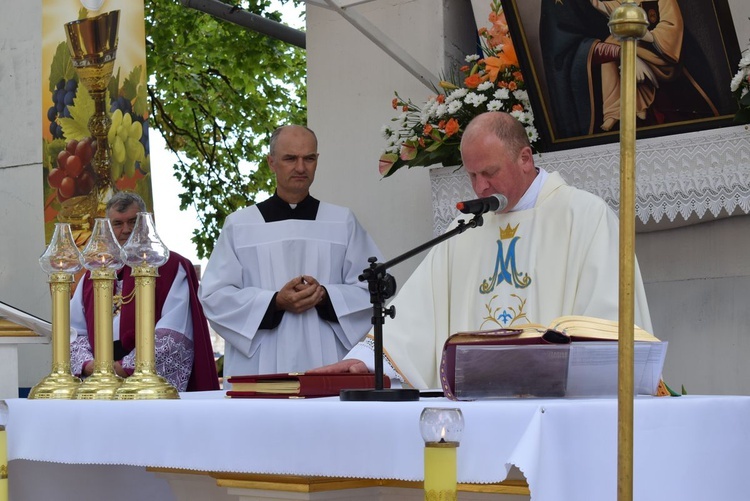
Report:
446,88,468,102
739,51,750,68
510,109,525,121
525,126,539,143
494,88,510,100
487,100,504,111
464,92,488,107
730,69,746,93
465,54,480,63
381,125,392,138
512,89,529,101
447,100,463,114
435,103,448,117
477,81,494,92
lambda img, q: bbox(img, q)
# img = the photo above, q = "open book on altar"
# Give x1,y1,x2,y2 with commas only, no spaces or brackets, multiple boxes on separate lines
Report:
440,316,668,400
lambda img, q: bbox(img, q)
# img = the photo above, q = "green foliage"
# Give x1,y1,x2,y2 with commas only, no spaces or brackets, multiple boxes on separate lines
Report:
145,0,307,258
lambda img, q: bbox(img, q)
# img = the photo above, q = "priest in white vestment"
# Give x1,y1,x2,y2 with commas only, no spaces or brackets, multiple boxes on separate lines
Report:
199,125,382,378
311,112,652,389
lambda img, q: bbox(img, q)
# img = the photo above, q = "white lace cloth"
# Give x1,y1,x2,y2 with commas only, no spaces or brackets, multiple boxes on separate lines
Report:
3,394,750,501
430,125,750,235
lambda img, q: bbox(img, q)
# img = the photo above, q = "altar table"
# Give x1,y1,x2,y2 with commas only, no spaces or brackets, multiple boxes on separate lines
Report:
2,392,749,500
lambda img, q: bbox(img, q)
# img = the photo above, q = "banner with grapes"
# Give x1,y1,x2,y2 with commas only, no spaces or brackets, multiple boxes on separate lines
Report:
42,0,151,247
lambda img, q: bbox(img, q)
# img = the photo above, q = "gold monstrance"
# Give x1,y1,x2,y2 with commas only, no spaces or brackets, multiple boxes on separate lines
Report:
114,212,179,400
28,223,83,399
64,10,120,207
74,217,124,399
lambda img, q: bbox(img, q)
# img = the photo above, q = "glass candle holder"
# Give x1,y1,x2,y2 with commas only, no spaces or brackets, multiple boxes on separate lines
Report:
115,212,178,400
420,407,464,501
29,223,83,399
74,217,124,399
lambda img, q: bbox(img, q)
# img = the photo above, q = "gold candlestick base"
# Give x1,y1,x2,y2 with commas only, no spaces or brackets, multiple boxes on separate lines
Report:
74,367,123,400
114,371,179,400
28,371,81,400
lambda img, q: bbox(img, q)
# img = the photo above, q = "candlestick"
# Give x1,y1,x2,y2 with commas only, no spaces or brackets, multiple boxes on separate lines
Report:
0,425,6,501
29,223,83,399
114,212,178,399
74,218,124,399
420,408,464,501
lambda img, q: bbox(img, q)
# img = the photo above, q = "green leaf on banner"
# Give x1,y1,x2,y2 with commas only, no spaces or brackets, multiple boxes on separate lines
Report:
122,66,143,102
60,86,94,140
48,42,76,92
109,67,121,104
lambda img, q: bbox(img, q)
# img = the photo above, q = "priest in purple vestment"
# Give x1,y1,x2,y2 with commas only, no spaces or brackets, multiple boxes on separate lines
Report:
69,191,218,391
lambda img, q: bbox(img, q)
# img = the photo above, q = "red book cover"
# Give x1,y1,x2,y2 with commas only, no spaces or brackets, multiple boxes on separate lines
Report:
225,372,390,398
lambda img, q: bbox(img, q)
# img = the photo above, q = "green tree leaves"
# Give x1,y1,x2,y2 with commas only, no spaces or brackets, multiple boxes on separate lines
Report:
145,0,306,257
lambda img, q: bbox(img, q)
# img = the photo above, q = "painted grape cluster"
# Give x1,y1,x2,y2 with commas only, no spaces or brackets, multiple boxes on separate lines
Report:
48,137,97,203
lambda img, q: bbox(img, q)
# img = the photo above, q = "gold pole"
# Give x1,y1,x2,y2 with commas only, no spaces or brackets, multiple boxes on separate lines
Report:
0,424,7,501
27,272,81,399
74,268,123,399
114,265,179,399
608,5,647,501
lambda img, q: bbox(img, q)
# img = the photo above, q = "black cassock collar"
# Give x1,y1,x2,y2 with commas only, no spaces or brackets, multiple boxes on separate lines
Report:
256,192,320,222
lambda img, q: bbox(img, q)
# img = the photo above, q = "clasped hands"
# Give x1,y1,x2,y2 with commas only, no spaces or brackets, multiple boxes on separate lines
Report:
276,274,327,314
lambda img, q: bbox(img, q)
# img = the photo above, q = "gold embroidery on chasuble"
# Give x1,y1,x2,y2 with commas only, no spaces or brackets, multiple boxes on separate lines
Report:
478,223,532,329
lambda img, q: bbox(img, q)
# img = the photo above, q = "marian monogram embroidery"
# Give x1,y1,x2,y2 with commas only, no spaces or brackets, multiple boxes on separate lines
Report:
479,223,531,294
479,223,532,328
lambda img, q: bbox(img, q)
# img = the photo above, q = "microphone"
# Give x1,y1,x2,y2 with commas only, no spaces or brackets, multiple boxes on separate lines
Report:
456,194,508,215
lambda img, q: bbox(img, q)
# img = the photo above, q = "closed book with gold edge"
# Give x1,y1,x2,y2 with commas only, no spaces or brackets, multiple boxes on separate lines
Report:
226,372,390,398
440,316,666,400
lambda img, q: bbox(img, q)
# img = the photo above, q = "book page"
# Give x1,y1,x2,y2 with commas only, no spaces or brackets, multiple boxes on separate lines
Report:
565,341,668,396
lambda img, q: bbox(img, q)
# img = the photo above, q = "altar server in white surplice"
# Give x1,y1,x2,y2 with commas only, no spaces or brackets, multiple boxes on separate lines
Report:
199,125,382,378
309,112,652,389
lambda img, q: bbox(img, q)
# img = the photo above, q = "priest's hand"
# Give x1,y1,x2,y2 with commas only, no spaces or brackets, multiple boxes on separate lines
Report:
276,275,325,313
306,359,369,374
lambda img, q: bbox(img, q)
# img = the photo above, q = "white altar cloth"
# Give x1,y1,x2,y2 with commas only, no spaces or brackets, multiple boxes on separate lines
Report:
2,392,750,501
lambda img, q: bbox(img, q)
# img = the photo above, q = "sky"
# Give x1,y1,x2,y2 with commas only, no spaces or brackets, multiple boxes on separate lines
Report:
149,1,304,273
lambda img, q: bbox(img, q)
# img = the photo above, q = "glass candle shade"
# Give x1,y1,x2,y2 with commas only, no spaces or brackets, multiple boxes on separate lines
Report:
420,408,464,501
80,218,124,271
39,223,83,275
29,223,83,399
120,212,169,268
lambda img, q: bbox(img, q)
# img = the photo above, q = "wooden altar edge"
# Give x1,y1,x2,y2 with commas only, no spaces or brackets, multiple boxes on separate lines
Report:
147,467,531,495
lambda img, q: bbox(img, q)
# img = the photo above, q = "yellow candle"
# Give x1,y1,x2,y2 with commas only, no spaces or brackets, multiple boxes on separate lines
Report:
0,425,8,501
424,442,457,501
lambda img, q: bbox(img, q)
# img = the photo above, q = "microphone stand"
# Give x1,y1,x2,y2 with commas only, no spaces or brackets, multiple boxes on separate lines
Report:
340,212,487,401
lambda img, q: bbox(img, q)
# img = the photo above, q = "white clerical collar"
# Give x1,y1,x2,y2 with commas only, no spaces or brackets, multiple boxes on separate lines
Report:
510,168,548,212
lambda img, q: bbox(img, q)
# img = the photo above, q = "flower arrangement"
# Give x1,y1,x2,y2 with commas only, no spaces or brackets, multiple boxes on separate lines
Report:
378,0,539,178
731,32,750,124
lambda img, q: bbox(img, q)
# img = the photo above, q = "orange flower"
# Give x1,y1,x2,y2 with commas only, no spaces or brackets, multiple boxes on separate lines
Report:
512,104,523,112
513,71,524,82
418,137,426,147
402,105,409,112
478,27,487,36
438,120,446,129
391,98,398,110
508,81,518,91
436,94,445,104
444,118,460,137
424,123,434,135
460,65,470,72
464,73,482,89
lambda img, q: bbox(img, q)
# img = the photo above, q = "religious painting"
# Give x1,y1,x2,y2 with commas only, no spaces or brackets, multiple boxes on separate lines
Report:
42,0,152,247
499,0,742,151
